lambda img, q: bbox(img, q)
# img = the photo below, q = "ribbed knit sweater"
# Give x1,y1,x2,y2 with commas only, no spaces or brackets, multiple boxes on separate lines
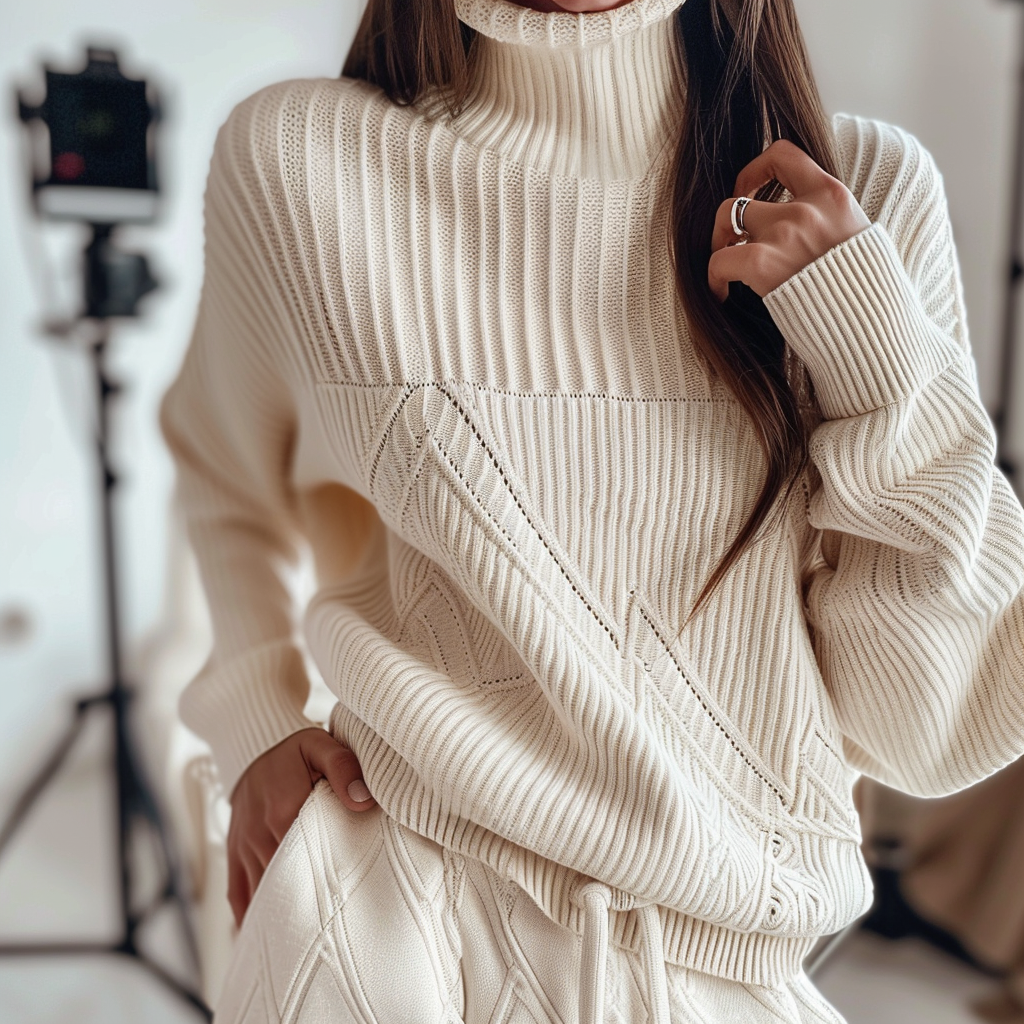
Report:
160,0,1024,987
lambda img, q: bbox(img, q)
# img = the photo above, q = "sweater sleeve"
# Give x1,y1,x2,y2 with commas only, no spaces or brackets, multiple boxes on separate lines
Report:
159,97,320,799
762,119,1024,799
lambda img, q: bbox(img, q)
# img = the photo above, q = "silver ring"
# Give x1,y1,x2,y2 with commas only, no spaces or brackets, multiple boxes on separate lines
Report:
731,196,751,237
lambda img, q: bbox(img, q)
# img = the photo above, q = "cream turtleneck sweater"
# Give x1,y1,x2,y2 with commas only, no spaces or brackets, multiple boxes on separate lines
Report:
160,0,1024,993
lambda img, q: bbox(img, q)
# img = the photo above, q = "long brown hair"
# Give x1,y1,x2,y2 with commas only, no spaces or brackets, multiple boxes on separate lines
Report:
342,0,839,626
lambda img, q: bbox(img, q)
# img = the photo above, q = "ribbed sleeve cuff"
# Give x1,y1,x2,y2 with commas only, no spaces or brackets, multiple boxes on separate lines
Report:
762,223,962,420
178,641,317,799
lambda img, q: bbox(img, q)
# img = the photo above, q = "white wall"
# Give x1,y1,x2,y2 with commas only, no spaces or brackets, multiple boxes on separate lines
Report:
0,0,1020,797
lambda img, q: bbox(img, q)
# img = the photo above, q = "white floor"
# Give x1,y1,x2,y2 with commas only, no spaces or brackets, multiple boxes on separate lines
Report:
0,726,1013,1024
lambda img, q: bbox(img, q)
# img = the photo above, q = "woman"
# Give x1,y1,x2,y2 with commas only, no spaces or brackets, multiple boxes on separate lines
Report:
160,0,1024,1019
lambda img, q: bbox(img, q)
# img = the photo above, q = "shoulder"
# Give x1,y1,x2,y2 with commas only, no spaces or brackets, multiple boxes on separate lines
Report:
207,75,419,232
830,112,945,214
211,75,384,184
830,112,953,280
218,74,386,134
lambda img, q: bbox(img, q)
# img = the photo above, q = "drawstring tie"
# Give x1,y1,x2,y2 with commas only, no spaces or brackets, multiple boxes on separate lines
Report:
573,881,672,1024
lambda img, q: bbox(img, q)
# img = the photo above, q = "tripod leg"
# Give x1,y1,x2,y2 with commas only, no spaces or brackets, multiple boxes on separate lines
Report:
136,952,213,1020
116,693,204,981
0,699,90,858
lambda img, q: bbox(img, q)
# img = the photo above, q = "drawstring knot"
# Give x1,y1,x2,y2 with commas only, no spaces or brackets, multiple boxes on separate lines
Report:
571,881,672,1024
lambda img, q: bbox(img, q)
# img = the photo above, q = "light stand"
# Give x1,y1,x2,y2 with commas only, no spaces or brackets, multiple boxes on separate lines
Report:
1,48,211,1020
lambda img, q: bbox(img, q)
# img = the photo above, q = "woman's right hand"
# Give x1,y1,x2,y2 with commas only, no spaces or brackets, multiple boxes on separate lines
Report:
226,726,377,928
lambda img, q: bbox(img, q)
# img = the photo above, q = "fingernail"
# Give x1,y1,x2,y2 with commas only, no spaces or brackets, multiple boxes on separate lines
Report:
348,779,372,803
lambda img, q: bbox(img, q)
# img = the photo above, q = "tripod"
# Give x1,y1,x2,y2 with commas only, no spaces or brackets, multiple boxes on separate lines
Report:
0,224,211,1020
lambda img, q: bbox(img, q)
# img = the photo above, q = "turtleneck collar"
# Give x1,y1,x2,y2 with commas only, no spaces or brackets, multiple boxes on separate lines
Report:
451,0,689,181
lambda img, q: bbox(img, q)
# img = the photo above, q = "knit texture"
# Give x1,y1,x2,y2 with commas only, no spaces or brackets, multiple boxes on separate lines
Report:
160,0,1024,986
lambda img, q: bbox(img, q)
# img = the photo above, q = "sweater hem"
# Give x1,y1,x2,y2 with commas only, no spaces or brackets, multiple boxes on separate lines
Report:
329,702,853,987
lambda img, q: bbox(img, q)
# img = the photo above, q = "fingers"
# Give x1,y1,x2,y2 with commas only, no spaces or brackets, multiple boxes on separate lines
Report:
300,729,377,812
250,827,280,868
227,845,254,929
223,727,377,930
711,196,791,254
707,242,772,303
733,138,830,201
226,804,293,928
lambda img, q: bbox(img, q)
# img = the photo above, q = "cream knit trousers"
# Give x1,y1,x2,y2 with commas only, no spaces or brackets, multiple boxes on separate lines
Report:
215,780,847,1024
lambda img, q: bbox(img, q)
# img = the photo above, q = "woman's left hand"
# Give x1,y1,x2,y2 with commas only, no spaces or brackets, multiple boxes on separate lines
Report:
708,139,871,303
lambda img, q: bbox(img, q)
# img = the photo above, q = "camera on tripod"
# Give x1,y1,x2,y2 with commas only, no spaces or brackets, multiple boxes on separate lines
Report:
18,45,160,317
